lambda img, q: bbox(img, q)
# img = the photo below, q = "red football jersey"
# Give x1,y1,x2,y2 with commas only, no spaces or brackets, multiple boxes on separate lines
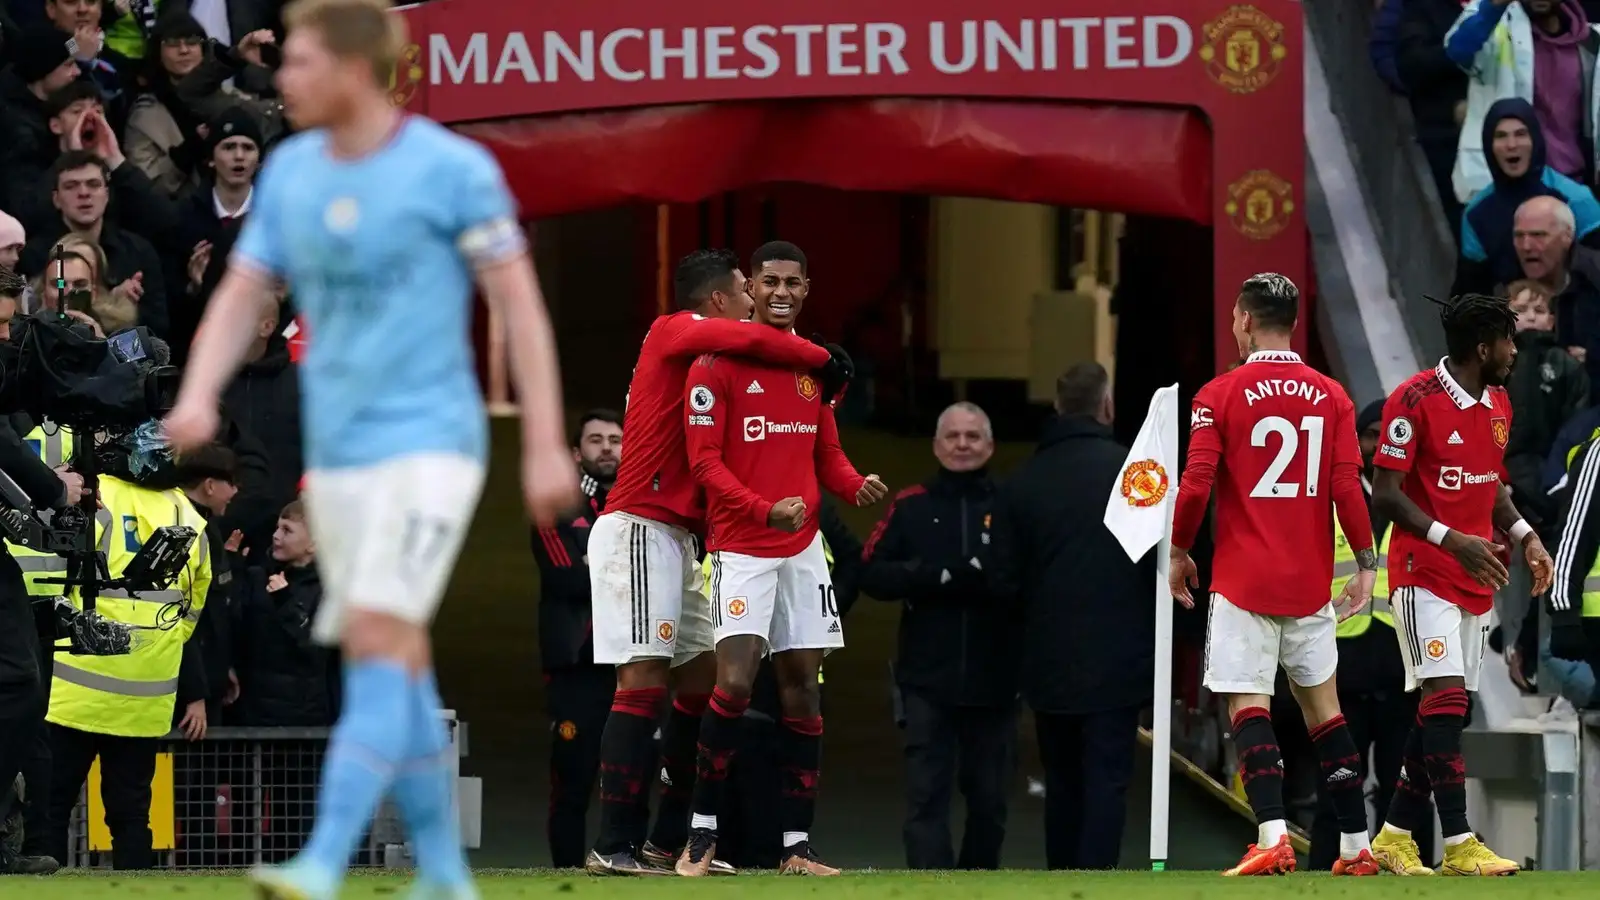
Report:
1374,360,1512,616
1172,350,1372,617
684,354,866,557
606,313,832,530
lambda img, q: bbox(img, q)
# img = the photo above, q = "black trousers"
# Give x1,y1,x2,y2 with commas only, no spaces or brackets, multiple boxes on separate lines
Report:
44,724,158,870
0,684,43,834
545,665,614,868
718,714,783,869
900,689,1017,870
19,603,56,857
1034,704,1141,870
1309,687,1431,869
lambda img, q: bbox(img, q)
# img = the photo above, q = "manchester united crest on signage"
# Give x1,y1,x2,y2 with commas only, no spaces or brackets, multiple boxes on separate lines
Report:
389,43,424,108
1225,170,1295,241
1199,5,1288,94
1119,460,1169,508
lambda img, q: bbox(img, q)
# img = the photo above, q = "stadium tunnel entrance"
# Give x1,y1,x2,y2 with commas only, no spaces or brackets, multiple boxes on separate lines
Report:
398,0,1316,866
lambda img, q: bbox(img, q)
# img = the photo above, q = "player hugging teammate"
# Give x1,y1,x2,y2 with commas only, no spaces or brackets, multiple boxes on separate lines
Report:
1172,278,1550,877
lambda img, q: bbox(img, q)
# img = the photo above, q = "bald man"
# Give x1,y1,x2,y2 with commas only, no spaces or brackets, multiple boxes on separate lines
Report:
1518,195,1600,391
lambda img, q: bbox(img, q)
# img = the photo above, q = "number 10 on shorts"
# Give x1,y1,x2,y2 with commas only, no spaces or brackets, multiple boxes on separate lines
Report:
818,584,839,618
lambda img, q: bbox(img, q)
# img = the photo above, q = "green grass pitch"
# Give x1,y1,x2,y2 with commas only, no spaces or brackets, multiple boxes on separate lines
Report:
7,870,1598,898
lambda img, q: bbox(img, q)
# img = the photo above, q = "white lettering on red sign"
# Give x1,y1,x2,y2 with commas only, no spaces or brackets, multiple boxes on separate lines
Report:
428,17,1194,86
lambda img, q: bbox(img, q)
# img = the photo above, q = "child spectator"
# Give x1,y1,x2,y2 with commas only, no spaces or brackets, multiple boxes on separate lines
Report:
1504,279,1589,529
233,500,336,728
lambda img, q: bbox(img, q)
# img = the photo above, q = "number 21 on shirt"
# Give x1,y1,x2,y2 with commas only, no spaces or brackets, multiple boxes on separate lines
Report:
1251,415,1324,498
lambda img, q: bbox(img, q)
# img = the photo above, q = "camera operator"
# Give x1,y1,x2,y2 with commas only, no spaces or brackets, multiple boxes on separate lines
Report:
0,276,81,875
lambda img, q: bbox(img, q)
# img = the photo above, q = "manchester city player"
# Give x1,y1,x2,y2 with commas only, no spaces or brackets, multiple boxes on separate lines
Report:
162,1,578,898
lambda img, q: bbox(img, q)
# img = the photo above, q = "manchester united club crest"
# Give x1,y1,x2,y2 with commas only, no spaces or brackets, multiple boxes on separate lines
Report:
1225,170,1295,241
656,620,674,644
557,720,577,740
1199,5,1288,94
726,597,748,619
1425,638,1447,662
389,43,424,108
1119,459,1170,508
1491,416,1509,449
796,373,819,401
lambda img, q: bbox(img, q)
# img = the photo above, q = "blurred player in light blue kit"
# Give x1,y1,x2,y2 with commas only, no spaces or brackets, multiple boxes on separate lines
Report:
161,1,579,897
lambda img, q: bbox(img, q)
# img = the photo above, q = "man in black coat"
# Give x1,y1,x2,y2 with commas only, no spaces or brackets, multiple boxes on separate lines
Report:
992,362,1155,871
860,400,1017,870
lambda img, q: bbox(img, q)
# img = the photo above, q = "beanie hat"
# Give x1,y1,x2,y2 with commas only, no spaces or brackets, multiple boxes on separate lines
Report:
151,11,208,45
206,105,265,156
13,25,77,85
0,210,23,250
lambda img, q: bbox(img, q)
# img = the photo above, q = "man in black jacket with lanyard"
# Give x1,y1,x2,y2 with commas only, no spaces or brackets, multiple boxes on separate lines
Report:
533,409,622,868
1545,430,1600,680
861,401,1017,871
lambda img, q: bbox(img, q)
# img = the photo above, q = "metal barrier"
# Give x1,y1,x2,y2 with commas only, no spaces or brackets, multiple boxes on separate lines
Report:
64,714,470,870
1302,0,1455,359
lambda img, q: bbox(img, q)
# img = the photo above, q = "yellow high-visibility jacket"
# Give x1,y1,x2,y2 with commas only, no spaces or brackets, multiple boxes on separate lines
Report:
6,423,75,596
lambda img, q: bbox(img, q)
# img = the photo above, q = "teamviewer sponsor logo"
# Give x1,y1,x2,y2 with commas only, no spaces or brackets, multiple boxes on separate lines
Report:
1437,466,1498,491
743,417,819,440
743,416,766,441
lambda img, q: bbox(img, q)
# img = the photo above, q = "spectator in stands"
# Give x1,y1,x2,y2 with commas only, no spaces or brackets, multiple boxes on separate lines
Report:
1505,278,1589,528
1515,196,1600,388
533,409,618,869
0,211,23,273
219,289,301,561
1446,0,1600,198
1454,99,1600,297
174,104,259,268
859,401,1017,871
40,0,122,106
0,24,98,218
27,238,128,335
125,12,279,198
233,500,335,728
991,363,1154,870
1396,0,1471,240
19,151,171,336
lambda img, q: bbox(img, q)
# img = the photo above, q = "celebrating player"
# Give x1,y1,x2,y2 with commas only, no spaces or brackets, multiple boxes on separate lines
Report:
162,2,578,898
1367,295,1553,876
584,250,840,876
677,241,887,876
1170,273,1382,876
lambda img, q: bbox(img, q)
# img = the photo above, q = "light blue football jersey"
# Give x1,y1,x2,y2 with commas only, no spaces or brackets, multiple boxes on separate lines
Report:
233,117,525,470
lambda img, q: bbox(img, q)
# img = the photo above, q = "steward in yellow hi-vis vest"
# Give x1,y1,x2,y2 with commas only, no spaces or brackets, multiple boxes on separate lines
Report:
44,472,212,871
5,422,76,597
1308,403,1428,872
1545,435,1600,669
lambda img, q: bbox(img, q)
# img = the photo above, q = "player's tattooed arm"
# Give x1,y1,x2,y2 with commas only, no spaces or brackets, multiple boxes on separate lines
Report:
1370,468,1442,541
1355,547,1379,571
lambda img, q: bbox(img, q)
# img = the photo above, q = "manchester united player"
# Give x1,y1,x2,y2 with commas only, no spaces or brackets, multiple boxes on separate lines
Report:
678,241,888,877
1367,295,1553,876
584,250,837,876
1169,273,1382,876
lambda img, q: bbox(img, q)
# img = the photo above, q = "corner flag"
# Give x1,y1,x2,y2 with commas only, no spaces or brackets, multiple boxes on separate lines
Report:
1102,383,1179,872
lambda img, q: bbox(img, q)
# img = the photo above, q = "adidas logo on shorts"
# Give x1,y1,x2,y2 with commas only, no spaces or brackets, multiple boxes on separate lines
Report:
827,620,841,634
747,381,764,394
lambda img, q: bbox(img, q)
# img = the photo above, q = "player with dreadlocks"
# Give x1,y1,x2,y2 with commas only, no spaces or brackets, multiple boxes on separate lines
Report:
1367,293,1552,876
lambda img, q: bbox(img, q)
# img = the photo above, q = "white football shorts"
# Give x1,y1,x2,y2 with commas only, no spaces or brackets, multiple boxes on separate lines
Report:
1389,585,1489,692
588,511,714,666
303,452,485,646
1203,593,1338,696
707,532,843,654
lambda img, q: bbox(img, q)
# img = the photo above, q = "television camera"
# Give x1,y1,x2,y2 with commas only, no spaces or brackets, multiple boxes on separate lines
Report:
0,308,191,656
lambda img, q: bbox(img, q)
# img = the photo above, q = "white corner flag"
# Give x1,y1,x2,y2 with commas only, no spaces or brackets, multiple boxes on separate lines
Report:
1102,383,1179,872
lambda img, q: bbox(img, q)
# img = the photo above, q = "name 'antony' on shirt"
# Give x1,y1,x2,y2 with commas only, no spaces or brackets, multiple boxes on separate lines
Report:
1243,378,1328,407
430,18,1197,86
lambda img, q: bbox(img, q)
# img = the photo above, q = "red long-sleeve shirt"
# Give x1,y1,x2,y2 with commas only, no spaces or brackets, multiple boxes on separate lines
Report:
684,353,866,557
606,312,833,530
1170,350,1374,617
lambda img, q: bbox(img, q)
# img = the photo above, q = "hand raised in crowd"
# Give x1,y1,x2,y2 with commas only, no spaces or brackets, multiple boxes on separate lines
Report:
267,572,288,593
112,272,145,305
178,699,207,741
855,474,888,506
224,529,245,553
72,107,124,169
768,496,807,532
237,29,278,66
522,444,583,527
1168,545,1199,608
110,0,132,15
55,466,84,506
188,242,212,290
162,398,221,453
71,24,102,61
64,310,105,337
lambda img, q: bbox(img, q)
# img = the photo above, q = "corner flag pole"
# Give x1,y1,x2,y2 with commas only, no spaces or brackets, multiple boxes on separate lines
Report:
1152,381,1177,864
1100,383,1179,873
